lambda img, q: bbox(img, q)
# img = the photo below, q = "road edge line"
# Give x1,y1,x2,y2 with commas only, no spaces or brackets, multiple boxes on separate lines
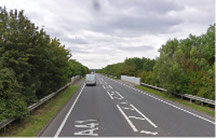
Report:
102,75,216,125
54,84,86,137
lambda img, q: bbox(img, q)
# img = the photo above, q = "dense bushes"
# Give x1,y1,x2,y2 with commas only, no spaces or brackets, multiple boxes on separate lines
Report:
97,57,155,84
67,59,90,78
98,25,215,100
0,7,89,121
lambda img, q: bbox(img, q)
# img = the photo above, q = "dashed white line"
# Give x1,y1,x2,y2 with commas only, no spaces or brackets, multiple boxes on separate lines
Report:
140,130,158,135
128,116,145,120
118,101,128,105
122,107,135,110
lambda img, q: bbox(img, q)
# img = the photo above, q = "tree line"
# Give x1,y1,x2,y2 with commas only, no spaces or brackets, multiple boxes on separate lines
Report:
0,7,90,121
98,25,215,100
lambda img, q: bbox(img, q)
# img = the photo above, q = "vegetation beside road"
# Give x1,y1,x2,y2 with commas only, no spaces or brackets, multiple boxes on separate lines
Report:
97,25,215,100
0,85,79,136
0,7,89,121
136,85,214,116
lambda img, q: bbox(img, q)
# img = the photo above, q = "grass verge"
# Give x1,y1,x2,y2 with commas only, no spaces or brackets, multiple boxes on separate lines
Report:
136,85,215,117
0,85,79,137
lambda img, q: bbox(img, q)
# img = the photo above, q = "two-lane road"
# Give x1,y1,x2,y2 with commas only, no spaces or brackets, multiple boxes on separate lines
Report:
40,74,215,137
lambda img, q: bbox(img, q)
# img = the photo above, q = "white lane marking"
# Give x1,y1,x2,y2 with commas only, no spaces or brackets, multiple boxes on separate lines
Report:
130,104,158,128
112,91,124,100
102,85,106,89
75,122,99,128
119,101,128,105
108,85,113,89
116,104,138,132
145,94,216,125
74,127,98,136
54,84,86,137
98,79,102,84
128,116,145,121
75,119,97,123
107,90,124,100
140,130,158,135
107,90,114,100
122,107,134,111
106,76,215,125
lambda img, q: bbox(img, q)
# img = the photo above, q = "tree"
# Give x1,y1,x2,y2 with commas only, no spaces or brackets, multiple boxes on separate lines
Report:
0,7,90,121
98,24,215,100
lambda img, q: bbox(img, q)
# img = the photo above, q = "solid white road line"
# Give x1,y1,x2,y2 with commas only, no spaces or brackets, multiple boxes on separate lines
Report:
104,75,215,125
116,104,138,132
130,104,158,128
145,94,216,125
54,84,86,137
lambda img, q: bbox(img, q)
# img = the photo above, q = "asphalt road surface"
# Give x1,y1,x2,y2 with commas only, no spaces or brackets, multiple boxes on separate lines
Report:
40,74,215,137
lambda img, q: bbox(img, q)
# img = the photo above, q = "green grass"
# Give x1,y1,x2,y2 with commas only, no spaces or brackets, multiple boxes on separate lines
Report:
0,85,79,137
136,85,215,117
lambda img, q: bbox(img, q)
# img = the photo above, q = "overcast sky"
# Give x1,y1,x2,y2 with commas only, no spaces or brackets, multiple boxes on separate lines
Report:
0,0,215,69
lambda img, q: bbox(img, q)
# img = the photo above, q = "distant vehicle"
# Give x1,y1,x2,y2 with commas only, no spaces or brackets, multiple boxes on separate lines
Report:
85,74,96,86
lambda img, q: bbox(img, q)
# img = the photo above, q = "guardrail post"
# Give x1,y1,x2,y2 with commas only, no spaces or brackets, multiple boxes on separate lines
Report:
201,102,203,106
190,98,192,103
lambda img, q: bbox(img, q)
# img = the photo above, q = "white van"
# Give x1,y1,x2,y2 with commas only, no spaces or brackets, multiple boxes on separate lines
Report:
86,74,96,86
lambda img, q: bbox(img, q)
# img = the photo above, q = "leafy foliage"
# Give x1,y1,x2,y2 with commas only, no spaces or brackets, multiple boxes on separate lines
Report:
0,7,89,121
97,57,155,84
98,25,215,100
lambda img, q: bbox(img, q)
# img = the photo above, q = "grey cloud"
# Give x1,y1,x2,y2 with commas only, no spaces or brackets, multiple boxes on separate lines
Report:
109,0,183,14
69,47,90,54
88,0,184,36
46,27,89,44
90,15,182,37
92,0,100,11
46,28,63,38
1,0,213,68
118,45,155,52
111,15,181,33
64,37,89,44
